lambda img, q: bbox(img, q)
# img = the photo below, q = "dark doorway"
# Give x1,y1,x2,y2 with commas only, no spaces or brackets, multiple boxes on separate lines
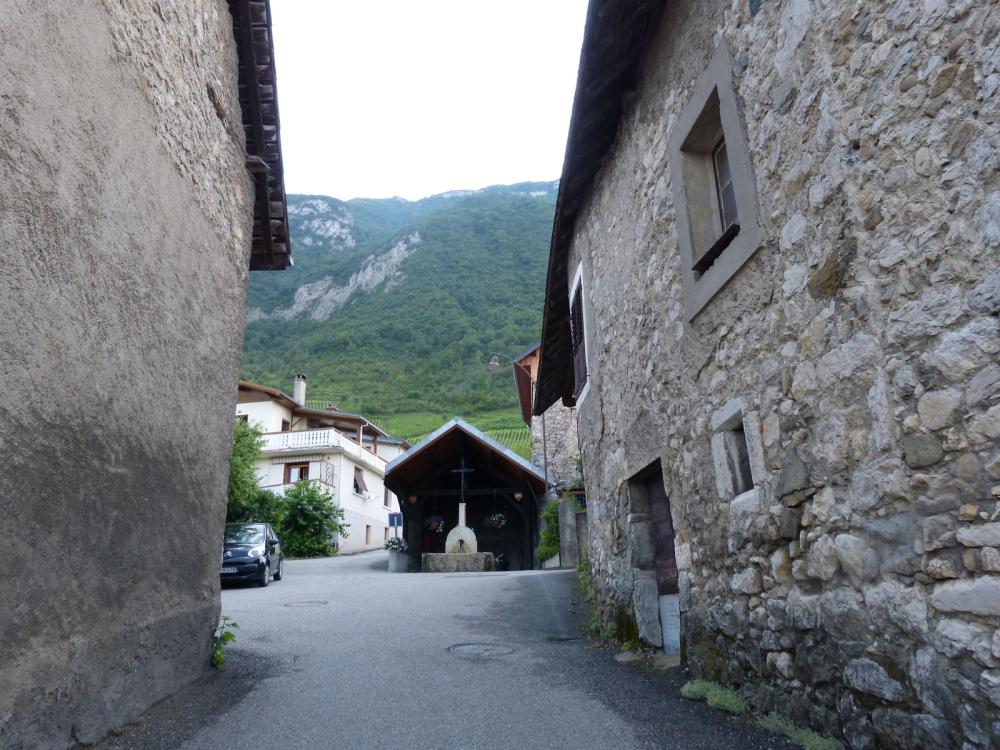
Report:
645,470,678,596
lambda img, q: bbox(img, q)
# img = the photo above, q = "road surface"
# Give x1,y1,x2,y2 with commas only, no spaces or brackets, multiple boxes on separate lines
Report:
93,551,795,750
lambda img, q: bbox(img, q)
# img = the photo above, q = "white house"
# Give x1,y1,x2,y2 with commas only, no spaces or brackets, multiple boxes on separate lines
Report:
236,375,407,554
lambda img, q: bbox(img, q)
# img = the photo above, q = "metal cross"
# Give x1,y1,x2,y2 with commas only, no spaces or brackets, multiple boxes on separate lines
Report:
451,457,474,502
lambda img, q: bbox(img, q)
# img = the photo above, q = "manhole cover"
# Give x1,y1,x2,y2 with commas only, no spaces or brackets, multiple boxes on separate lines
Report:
283,600,328,608
448,643,515,658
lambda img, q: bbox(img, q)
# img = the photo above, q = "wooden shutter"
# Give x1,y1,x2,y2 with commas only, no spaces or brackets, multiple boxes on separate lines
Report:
570,287,588,396
354,466,369,493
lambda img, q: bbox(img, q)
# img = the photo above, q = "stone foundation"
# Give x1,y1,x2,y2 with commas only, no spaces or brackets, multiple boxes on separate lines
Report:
422,553,496,573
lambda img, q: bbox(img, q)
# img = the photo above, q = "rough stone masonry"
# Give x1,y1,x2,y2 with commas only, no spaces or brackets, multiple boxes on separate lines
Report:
0,2,254,748
558,0,1000,747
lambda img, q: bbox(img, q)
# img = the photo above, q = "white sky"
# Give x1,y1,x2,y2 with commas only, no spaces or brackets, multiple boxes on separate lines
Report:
270,0,589,201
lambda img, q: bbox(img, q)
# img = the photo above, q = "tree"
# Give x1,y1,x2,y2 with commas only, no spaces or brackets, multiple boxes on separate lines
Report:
536,498,561,563
226,420,266,522
279,481,349,558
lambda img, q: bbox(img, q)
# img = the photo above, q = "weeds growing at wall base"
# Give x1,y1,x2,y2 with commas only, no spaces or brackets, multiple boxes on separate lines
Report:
211,615,238,669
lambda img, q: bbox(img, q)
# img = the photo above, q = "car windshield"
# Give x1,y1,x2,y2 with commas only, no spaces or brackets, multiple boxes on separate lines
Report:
224,525,265,545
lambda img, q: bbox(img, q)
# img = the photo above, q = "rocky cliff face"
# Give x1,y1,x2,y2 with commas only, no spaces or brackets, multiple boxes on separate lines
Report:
247,232,420,322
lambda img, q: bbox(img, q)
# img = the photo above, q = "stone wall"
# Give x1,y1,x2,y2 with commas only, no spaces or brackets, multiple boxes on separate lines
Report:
532,402,581,493
568,0,999,747
0,2,253,748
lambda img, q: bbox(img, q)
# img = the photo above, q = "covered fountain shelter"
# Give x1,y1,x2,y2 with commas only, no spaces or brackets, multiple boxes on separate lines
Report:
384,418,547,571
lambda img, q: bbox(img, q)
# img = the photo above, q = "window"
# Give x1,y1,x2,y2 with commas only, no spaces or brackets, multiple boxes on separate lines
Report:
720,424,754,496
384,527,389,541
668,43,762,320
383,487,392,508
569,266,588,398
284,462,309,483
365,525,372,546
712,138,737,234
236,414,248,423
280,419,291,432
709,399,766,501
353,466,368,495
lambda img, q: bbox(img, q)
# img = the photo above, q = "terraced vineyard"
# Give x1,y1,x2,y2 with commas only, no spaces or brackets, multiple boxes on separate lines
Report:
486,427,533,460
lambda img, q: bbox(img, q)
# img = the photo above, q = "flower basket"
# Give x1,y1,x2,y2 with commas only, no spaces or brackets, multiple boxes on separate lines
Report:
384,537,408,552
484,512,507,529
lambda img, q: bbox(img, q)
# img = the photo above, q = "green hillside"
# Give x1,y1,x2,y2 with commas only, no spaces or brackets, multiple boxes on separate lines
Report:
240,182,556,441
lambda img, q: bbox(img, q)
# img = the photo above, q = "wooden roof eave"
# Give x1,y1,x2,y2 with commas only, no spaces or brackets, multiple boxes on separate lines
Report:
534,0,667,415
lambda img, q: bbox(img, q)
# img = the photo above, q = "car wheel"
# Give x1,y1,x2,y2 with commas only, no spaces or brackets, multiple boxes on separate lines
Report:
258,562,270,587
273,557,283,581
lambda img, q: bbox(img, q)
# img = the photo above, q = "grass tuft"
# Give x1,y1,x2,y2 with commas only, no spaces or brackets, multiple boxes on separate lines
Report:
680,679,747,715
758,714,844,750
681,679,713,700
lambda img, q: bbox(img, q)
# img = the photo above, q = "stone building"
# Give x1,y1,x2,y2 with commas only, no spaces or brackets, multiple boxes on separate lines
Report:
1,2,289,748
512,344,582,493
534,0,1000,747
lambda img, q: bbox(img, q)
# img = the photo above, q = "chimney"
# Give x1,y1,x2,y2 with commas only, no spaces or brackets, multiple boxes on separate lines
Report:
293,373,307,404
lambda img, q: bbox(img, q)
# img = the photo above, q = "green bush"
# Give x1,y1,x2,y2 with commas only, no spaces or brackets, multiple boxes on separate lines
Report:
535,498,561,562
279,481,348,558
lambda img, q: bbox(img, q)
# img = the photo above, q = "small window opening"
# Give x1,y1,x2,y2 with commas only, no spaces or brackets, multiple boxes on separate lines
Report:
365,525,372,546
281,419,291,432
722,424,754,496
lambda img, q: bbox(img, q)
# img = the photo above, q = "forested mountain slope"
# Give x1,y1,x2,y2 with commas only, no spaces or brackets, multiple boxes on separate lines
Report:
241,181,557,438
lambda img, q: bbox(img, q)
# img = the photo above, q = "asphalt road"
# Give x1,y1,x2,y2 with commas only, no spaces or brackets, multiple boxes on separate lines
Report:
93,552,796,750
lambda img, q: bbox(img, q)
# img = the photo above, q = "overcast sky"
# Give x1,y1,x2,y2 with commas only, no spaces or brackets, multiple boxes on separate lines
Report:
270,0,589,201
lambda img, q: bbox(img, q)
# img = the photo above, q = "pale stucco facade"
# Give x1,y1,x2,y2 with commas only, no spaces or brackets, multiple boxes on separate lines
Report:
237,384,402,553
1,2,262,748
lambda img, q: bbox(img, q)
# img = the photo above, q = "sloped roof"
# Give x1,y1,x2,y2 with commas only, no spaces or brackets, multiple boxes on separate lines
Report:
534,0,666,414
384,418,545,496
237,379,388,437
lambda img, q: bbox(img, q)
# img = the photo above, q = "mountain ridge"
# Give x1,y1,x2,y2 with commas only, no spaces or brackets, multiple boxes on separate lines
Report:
240,180,558,430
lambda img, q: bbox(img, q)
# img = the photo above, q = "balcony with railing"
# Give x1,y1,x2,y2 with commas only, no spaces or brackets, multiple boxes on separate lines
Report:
260,428,385,468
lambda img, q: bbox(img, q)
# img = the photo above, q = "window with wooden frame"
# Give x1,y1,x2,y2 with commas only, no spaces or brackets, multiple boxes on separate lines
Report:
569,272,588,398
280,418,291,432
353,466,368,495
668,43,762,320
284,462,309,483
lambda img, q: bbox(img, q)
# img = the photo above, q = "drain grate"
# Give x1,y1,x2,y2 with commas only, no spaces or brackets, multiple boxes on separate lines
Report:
283,600,328,608
545,635,584,643
447,643,515,658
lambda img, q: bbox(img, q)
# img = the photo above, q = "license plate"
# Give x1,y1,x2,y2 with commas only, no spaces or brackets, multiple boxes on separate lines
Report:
221,567,238,574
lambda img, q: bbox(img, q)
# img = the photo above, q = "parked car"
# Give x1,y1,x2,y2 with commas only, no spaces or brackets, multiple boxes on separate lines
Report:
221,522,283,586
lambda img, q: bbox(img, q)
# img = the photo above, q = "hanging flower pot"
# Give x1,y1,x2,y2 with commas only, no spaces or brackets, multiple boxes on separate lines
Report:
425,515,444,532
484,512,507,529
